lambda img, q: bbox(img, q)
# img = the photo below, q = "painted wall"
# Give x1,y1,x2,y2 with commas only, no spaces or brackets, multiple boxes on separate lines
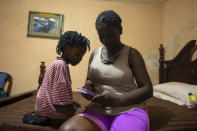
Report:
163,0,197,60
0,0,162,96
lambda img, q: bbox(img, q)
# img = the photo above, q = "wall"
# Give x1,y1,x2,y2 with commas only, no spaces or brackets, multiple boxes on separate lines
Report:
163,0,197,60
0,0,162,96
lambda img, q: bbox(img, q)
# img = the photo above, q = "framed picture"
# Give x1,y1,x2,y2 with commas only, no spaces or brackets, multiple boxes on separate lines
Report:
27,11,64,39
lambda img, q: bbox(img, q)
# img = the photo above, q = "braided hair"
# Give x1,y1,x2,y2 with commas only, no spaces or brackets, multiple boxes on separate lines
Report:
56,31,90,55
95,10,122,34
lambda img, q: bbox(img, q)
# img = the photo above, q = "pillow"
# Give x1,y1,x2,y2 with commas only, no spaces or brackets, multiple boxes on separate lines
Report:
153,82,197,108
154,91,185,106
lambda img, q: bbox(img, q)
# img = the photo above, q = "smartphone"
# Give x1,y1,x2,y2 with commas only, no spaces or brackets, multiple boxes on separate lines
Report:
76,88,95,97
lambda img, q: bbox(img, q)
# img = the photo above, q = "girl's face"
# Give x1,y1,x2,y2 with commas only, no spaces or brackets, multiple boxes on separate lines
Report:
63,46,87,66
96,23,121,50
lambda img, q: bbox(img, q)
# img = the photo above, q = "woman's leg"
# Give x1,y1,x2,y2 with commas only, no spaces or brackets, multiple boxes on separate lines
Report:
110,109,149,131
58,115,101,131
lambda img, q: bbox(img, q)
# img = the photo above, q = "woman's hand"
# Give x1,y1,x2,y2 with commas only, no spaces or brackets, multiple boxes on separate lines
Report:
81,90,94,100
92,91,123,107
81,80,95,100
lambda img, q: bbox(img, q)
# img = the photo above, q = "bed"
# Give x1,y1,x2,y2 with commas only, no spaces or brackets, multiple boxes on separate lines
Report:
0,40,197,131
149,40,197,130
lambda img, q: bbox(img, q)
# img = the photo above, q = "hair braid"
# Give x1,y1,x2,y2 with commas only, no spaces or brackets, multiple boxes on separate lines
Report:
95,10,122,33
56,31,90,55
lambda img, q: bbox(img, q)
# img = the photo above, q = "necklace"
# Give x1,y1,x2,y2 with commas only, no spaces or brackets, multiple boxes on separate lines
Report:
101,45,124,64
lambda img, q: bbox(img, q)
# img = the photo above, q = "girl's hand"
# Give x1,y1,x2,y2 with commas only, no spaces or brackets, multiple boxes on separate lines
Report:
92,91,123,107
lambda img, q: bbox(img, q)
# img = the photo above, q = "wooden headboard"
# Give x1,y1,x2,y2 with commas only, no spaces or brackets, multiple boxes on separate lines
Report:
159,40,197,85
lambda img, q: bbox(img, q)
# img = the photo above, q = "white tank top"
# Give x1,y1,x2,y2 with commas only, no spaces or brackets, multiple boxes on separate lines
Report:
86,45,145,116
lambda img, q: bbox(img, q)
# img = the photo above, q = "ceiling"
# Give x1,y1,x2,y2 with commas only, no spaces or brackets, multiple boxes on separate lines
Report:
94,0,167,5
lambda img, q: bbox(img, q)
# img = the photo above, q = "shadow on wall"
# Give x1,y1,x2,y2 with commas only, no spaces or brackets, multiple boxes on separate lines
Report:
143,49,159,85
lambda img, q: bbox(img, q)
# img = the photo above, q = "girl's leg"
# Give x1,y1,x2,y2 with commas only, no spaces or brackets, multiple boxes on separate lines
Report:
110,109,149,131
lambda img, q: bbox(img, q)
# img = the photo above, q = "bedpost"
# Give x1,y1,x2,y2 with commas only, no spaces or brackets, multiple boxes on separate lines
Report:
38,61,46,90
159,44,165,83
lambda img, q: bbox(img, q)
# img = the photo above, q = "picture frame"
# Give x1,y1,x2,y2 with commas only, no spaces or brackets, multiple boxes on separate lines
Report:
27,11,64,39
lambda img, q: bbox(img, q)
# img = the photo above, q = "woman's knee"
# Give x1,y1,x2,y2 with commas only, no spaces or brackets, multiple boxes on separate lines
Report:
110,109,149,131
58,115,101,131
58,123,73,131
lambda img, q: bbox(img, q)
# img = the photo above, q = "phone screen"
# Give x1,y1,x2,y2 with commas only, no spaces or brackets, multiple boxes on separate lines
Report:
76,88,95,97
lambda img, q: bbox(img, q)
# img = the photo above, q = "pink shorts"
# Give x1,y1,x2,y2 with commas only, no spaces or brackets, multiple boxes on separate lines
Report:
78,109,149,131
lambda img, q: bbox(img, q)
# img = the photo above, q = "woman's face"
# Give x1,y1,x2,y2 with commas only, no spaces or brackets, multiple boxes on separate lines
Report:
96,23,121,50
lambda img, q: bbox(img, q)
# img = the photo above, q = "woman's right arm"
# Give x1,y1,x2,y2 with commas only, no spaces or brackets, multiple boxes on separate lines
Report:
81,50,96,100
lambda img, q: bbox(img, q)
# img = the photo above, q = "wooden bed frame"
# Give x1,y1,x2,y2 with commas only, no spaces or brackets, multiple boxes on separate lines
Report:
159,40,197,85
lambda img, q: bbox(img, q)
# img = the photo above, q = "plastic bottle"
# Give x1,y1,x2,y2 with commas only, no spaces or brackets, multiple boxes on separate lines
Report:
188,92,197,108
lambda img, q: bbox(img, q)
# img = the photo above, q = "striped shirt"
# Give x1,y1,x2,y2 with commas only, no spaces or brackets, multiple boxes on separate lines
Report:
35,58,72,119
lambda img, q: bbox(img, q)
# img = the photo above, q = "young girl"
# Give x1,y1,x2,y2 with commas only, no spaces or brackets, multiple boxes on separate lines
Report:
59,10,152,131
24,31,90,127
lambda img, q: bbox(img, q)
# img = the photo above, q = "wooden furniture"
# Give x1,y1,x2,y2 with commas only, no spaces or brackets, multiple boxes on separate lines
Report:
159,40,197,85
38,61,46,89
149,40,197,130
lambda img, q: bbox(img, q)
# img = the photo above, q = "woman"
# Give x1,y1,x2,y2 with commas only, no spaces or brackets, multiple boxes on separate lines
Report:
59,10,153,131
